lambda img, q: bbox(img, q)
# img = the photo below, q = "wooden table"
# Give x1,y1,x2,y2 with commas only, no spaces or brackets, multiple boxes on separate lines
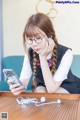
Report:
0,92,80,120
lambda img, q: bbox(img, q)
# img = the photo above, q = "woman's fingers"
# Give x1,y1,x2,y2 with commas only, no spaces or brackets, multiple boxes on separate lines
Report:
43,40,48,53
9,83,25,95
8,80,25,95
11,85,25,93
40,40,49,56
7,79,13,85
48,38,55,51
13,89,25,95
11,82,21,87
39,37,55,57
9,83,21,90
7,78,26,95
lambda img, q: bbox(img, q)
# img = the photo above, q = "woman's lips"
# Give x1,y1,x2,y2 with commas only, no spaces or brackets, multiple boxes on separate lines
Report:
34,48,41,52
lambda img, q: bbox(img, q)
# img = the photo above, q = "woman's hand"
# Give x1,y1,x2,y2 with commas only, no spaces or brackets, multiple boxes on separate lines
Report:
39,37,55,58
7,79,26,95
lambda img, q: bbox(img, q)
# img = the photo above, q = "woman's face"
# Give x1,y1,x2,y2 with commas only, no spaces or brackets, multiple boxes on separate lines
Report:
26,27,48,54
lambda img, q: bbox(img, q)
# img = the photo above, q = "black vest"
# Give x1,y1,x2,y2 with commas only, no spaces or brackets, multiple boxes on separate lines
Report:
29,44,80,94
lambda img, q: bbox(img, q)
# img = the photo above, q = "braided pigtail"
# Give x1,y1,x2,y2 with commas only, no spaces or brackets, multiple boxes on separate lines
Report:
32,51,37,92
51,36,58,75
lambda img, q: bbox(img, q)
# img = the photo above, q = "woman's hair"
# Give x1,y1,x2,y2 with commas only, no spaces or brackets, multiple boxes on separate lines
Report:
23,13,58,92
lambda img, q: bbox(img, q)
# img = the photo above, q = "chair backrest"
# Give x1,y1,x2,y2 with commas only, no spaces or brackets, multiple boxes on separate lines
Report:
71,55,80,78
2,56,32,91
2,56,24,77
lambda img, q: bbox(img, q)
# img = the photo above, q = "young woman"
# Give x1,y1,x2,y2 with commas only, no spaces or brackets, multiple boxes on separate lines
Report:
8,13,80,95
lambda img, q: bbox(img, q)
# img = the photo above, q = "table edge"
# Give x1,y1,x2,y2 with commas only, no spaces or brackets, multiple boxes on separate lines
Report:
0,91,80,99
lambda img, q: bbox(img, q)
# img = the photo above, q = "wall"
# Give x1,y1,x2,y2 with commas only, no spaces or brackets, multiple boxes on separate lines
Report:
2,0,80,57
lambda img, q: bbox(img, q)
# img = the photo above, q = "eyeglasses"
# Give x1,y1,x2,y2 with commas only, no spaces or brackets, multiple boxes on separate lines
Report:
26,34,46,45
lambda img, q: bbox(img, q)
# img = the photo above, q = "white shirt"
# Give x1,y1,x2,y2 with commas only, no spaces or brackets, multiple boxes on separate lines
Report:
20,49,73,82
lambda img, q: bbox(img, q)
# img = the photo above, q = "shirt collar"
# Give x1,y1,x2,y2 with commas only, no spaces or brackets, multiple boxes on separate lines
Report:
47,52,53,60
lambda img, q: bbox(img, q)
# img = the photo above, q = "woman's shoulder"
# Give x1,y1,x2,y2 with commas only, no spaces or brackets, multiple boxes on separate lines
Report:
57,44,72,57
56,44,73,66
58,44,72,51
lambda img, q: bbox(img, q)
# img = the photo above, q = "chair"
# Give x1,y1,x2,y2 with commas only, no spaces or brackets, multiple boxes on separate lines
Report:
71,55,80,78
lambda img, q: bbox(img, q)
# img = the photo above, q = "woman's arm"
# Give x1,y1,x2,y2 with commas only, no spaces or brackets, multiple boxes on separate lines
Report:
40,56,63,93
8,53,32,95
39,43,73,93
20,53,32,89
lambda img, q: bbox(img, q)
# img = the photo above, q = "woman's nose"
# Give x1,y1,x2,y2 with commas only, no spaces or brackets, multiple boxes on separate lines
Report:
32,40,37,46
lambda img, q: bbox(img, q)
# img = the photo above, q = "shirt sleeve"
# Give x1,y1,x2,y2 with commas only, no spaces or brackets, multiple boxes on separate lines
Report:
20,53,32,80
53,49,73,81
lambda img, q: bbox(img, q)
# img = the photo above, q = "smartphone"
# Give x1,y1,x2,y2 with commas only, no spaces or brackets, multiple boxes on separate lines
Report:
3,69,22,85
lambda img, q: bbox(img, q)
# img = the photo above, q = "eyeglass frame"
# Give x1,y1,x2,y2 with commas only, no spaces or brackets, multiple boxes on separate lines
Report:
25,33,46,45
